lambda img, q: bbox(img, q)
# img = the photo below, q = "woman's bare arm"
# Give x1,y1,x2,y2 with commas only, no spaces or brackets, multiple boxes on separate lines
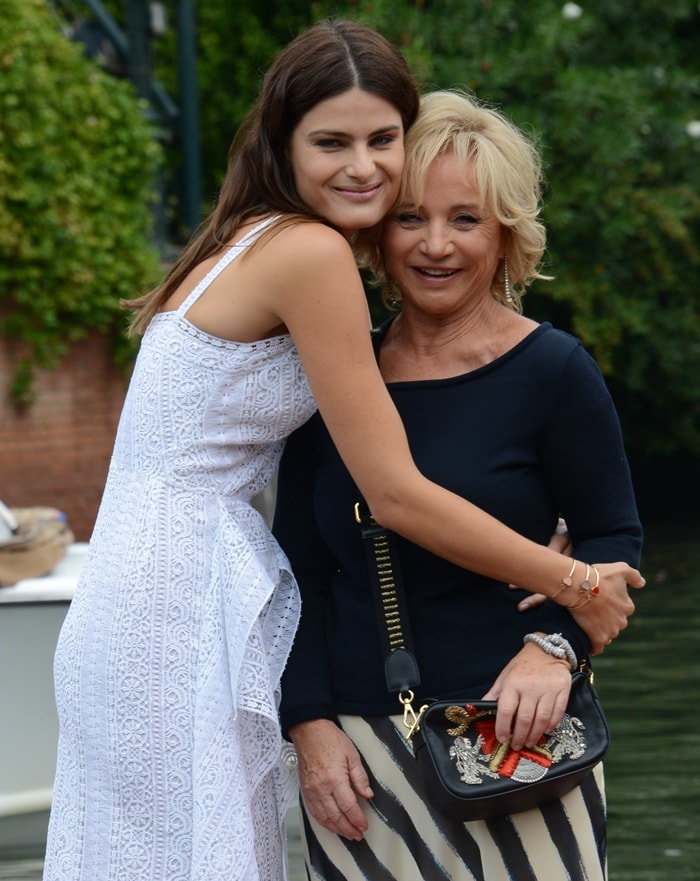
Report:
260,224,644,646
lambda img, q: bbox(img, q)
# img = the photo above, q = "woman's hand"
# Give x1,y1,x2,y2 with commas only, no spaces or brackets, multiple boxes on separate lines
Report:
482,644,573,751
561,561,644,654
288,719,373,841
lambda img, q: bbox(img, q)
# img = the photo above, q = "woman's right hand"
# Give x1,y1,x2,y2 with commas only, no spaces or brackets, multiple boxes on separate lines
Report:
555,561,645,654
288,718,374,841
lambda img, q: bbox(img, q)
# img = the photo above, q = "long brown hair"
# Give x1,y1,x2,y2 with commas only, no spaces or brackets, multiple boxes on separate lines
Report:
126,19,419,335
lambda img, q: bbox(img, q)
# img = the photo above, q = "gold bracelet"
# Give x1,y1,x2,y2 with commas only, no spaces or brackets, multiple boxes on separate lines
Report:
559,559,577,591
580,564,591,591
566,563,600,609
567,592,592,610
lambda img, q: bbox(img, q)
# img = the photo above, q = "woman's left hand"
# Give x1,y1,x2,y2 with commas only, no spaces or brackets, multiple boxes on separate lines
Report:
481,644,572,751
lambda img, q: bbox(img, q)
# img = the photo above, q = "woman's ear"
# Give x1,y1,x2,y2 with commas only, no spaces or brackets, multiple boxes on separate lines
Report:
499,224,512,259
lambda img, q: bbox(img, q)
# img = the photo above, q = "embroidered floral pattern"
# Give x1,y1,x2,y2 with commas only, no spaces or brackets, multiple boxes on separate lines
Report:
446,703,587,788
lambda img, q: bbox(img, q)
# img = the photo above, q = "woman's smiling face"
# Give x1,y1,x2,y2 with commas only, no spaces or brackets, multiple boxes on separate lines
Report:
383,151,505,317
289,87,405,236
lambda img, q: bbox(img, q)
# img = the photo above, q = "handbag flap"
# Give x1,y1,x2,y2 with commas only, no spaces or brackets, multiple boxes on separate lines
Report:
413,672,609,820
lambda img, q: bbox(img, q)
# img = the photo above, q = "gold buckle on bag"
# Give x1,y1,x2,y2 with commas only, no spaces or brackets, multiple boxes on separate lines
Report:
399,689,428,740
579,657,594,684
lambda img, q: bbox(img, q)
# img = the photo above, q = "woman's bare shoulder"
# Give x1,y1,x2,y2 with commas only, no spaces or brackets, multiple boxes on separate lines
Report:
266,220,354,263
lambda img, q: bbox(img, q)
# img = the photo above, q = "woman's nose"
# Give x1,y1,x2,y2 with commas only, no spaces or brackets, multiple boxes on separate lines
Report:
420,224,453,257
346,147,375,179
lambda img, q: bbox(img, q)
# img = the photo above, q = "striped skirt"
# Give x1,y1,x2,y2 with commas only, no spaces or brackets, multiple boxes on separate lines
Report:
298,713,607,881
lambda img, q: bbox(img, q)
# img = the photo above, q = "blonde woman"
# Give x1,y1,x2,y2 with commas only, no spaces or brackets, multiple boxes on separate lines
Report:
276,90,642,880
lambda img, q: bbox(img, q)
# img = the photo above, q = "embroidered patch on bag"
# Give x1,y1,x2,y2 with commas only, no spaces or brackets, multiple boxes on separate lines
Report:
444,704,587,786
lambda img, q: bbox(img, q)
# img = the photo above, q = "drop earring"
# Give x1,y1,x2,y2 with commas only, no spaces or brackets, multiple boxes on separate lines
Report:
383,261,403,310
386,282,402,310
504,257,514,305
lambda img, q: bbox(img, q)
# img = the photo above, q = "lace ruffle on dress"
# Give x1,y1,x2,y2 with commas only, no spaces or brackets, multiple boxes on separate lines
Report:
43,219,317,881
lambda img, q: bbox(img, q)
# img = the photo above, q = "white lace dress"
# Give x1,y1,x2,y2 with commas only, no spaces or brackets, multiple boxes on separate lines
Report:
43,220,317,881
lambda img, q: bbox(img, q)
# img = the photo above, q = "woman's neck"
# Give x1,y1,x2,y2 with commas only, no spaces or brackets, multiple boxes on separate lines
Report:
379,300,537,382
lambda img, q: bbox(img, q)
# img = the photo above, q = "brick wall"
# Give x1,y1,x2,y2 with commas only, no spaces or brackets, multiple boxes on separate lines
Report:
0,335,128,541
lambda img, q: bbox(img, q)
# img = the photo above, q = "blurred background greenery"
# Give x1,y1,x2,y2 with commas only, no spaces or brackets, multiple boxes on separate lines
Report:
1,0,699,502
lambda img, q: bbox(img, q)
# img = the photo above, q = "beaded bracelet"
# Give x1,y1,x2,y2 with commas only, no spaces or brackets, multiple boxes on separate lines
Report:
523,632,578,672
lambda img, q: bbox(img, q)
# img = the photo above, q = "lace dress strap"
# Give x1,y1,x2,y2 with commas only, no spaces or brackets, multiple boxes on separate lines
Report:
176,216,280,317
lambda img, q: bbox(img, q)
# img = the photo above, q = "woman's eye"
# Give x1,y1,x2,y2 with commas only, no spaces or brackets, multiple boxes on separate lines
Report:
314,139,342,149
454,214,480,225
371,134,397,148
395,212,423,225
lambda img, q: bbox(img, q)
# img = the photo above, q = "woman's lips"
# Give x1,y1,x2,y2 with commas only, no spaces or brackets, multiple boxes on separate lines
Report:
414,267,459,278
333,183,382,202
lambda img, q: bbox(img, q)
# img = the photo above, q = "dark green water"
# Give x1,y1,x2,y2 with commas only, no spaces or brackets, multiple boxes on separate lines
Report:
593,520,700,881
1,521,697,880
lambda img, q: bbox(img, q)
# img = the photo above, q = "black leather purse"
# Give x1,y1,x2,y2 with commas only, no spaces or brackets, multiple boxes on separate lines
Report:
355,502,610,821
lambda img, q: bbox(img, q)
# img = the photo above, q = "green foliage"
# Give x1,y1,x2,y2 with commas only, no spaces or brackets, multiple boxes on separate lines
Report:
0,0,162,405
181,0,313,212
7,0,698,458
93,0,428,234
97,0,314,232
325,0,700,457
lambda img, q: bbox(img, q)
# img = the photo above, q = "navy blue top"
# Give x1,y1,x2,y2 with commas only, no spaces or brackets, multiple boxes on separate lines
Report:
274,322,642,732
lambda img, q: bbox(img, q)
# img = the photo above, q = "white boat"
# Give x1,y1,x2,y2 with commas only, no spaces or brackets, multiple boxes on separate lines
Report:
0,543,87,853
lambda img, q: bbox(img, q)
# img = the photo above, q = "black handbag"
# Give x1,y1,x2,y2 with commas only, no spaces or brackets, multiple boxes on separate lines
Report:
355,502,610,821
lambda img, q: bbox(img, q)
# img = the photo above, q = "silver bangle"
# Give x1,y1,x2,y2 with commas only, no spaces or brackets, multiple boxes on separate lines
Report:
523,632,578,672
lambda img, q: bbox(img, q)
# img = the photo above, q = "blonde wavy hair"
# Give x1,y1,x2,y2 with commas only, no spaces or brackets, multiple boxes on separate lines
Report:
360,89,551,311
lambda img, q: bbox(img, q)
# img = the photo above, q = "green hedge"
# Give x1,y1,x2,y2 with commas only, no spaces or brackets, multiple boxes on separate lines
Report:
341,0,700,458
0,0,162,404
